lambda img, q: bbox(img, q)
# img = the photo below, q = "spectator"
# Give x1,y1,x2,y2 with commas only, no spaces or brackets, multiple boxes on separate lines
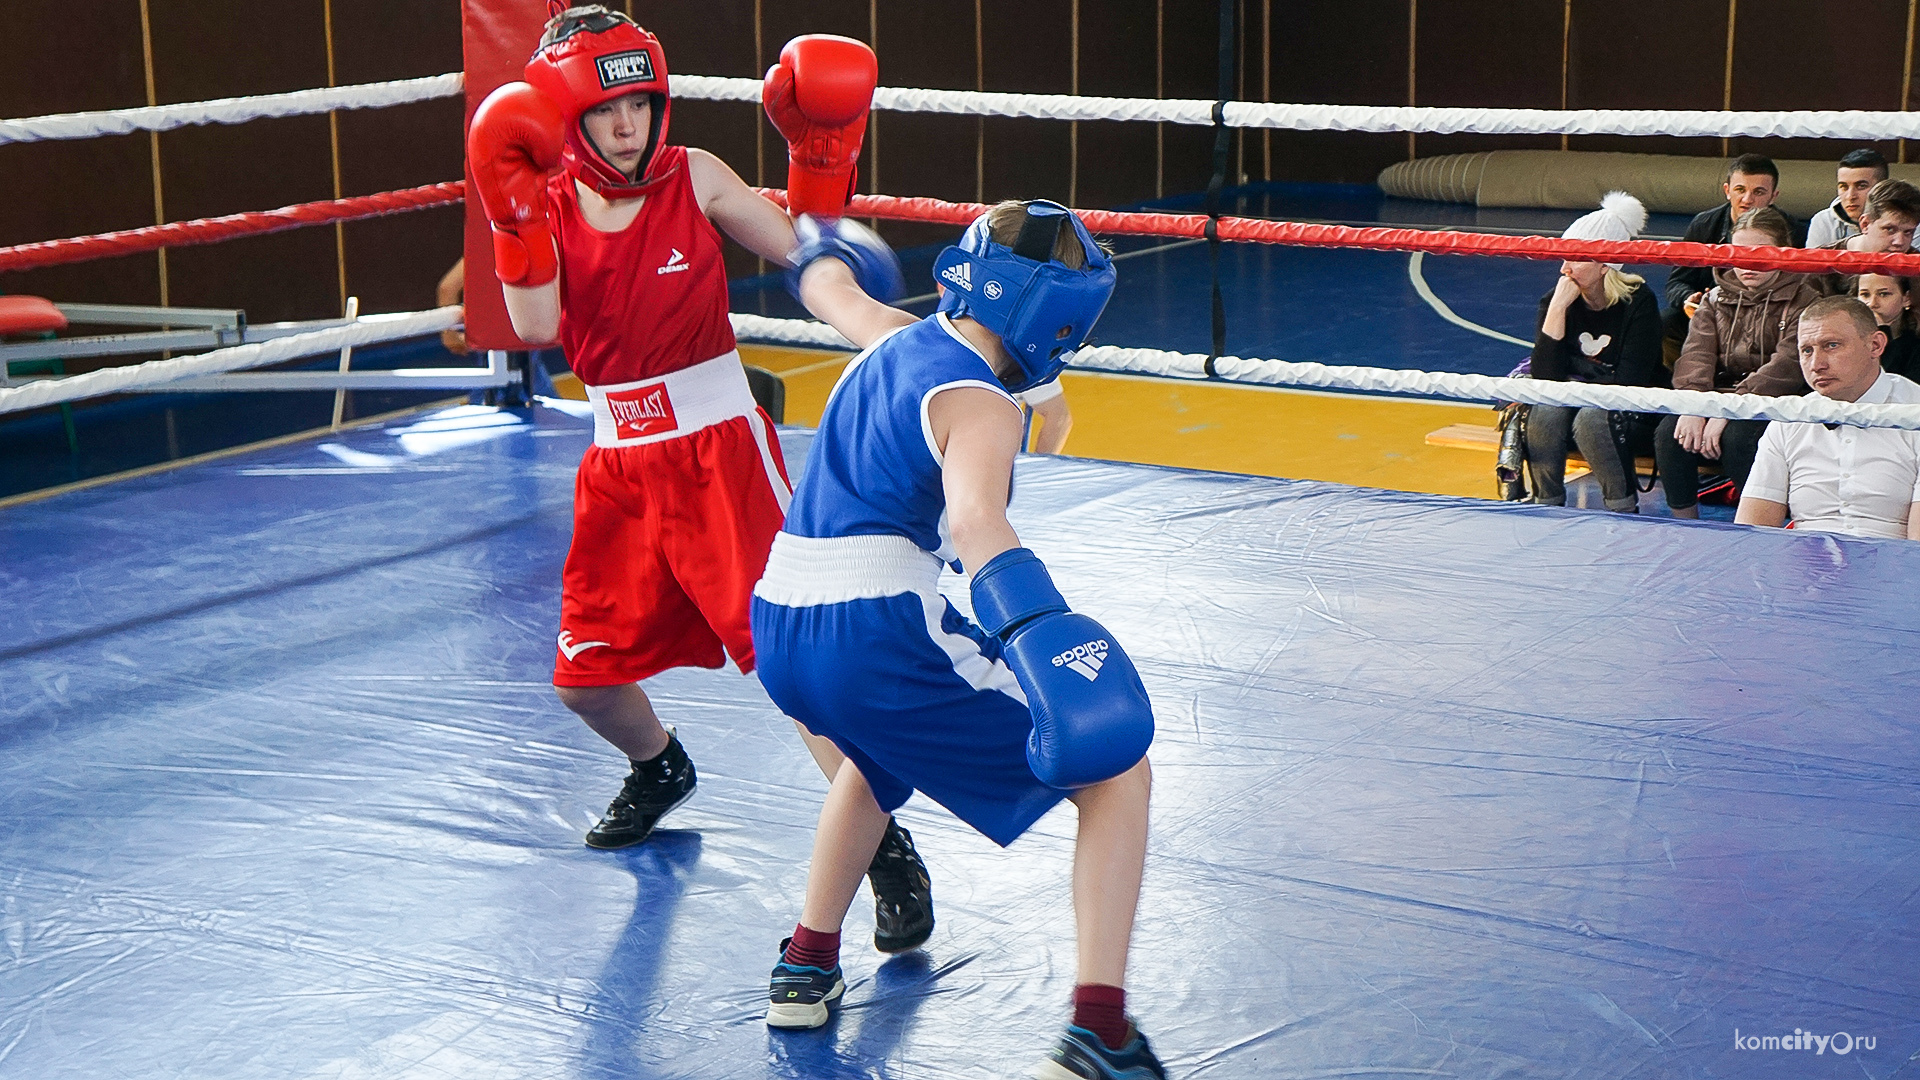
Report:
1806,148,1888,249
1838,177,1920,254
1736,296,1920,539
1017,379,1073,454
1814,179,1920,296
437,258,467,355
1854,273,1920,378
1522,192,1666,512
1664,154,1804,348
1656,206,1818,519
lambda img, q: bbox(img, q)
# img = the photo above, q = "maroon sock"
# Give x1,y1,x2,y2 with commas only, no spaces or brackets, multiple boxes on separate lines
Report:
1072,984,1130,1051
783,924,841,970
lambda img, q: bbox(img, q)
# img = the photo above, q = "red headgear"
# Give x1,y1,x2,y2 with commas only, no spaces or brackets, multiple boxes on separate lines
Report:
523,4,673,198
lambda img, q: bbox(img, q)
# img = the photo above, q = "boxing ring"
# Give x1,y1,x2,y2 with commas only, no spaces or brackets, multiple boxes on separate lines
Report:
4,409,1917,1077
6,36,1920,1080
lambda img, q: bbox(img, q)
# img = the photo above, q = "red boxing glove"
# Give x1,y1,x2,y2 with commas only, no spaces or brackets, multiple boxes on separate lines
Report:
467,81,566,287
763,35,878,218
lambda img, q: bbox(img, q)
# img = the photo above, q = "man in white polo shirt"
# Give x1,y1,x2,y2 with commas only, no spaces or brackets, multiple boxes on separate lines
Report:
1736,296,1920,539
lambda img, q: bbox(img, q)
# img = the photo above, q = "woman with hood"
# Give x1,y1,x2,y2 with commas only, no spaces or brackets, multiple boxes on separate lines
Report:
1656,206,1818,518
1524,192,1667,512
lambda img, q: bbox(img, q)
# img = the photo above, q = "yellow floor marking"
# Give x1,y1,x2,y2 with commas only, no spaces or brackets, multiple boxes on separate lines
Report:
1055,371,1501,498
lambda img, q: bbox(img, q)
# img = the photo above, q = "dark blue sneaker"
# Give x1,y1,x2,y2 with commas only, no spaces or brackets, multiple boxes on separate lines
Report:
766,939,845,1029
1036,1023,1167,1080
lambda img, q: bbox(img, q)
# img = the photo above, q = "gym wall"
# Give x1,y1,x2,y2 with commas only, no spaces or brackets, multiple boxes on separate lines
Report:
2,0,1913,329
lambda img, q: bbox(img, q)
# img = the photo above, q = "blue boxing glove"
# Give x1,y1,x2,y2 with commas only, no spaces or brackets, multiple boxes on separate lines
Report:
785,213,906,303
970,547,1153,789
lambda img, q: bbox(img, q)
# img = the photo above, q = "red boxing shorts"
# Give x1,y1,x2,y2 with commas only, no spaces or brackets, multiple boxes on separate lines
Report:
554,355,791,686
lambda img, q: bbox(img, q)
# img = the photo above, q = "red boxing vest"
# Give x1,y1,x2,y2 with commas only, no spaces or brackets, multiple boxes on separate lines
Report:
549,145,738,385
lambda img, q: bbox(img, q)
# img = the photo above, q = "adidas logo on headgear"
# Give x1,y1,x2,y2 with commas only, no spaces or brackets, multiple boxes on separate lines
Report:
1051,639,1110,681
940,261,973,291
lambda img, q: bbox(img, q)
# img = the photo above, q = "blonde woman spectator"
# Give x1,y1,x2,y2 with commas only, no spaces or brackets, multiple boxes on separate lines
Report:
1522,193,1666,511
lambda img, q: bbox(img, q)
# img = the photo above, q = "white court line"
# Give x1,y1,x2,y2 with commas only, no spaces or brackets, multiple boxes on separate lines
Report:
1406,251,1531,349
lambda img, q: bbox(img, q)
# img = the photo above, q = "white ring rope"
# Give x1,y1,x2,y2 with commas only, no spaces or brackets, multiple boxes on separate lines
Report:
725,314,1920,431
1075,346,1920,429
672,75,1920,142
10,72,1920,146
15,308,1916,431
0,74,463,146
729,312,855,350
0,307,461,415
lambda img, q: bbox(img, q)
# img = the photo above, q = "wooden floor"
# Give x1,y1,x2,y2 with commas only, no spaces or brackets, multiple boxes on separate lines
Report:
745,344,1506,499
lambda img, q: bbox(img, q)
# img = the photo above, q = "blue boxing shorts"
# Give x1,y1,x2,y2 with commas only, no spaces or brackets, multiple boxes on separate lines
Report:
750,532,1066,847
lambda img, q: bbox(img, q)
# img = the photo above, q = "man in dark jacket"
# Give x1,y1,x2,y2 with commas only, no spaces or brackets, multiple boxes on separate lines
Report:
1662,154,1805,347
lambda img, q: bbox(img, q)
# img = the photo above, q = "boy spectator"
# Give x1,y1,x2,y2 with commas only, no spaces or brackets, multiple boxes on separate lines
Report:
1806,149,1888,249
1736,296,1920,539
1813,178,1920,296
1838,177,1920,254
1664,154,1804,347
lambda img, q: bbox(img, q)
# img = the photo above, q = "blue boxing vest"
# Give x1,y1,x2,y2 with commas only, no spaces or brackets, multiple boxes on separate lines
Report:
782,313,1018,564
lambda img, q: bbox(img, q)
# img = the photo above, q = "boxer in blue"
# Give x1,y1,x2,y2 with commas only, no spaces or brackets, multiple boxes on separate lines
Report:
752,203,1163,1080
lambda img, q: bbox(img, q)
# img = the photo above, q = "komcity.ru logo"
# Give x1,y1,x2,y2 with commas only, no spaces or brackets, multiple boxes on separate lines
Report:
1733,1029,1875,1055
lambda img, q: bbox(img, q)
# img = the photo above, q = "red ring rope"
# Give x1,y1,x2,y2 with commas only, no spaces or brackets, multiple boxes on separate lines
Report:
0,183,464,274
767,189,1920,278
6,180,1920,279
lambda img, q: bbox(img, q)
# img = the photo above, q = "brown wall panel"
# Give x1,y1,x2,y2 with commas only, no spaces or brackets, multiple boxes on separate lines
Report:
1564,0,1724,158
1269,0,1408,105
165,227,343,324
1407,0,1561,159
150,0,330,101
341,204,467,315
1418,0,1561,108
332,0,464,83
1258,0,1411,184
337,99,466,314
979,0,1073,205
1724,0,1908,168
147,0,338,321
0,0,156,304
869,3,982,254
21,0,1920,344
1078,0,1165,205
0,0,147,114
157,114,339,323
1263,131,1409,186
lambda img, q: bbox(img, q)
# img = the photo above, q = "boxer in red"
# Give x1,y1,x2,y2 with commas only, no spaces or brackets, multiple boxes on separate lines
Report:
467,5,932,953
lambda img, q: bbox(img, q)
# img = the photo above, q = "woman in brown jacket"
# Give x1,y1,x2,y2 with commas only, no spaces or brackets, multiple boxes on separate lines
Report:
1654,206,1818,517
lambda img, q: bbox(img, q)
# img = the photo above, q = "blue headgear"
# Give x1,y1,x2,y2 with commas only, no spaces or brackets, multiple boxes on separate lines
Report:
932,201,1115,393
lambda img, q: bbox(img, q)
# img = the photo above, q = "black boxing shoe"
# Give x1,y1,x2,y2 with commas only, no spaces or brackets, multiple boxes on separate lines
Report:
866,817,934,953
584,731,696,849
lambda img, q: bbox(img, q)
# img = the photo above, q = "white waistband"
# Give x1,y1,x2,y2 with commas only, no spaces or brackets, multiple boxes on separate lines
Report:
585,351,755,448
753,532,944,607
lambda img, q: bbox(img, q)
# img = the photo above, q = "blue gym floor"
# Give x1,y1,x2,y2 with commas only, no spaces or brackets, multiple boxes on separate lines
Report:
3,403,1915,1078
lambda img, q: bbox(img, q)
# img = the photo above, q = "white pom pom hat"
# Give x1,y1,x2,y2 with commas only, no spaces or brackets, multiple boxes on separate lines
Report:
1561,190,1648,270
